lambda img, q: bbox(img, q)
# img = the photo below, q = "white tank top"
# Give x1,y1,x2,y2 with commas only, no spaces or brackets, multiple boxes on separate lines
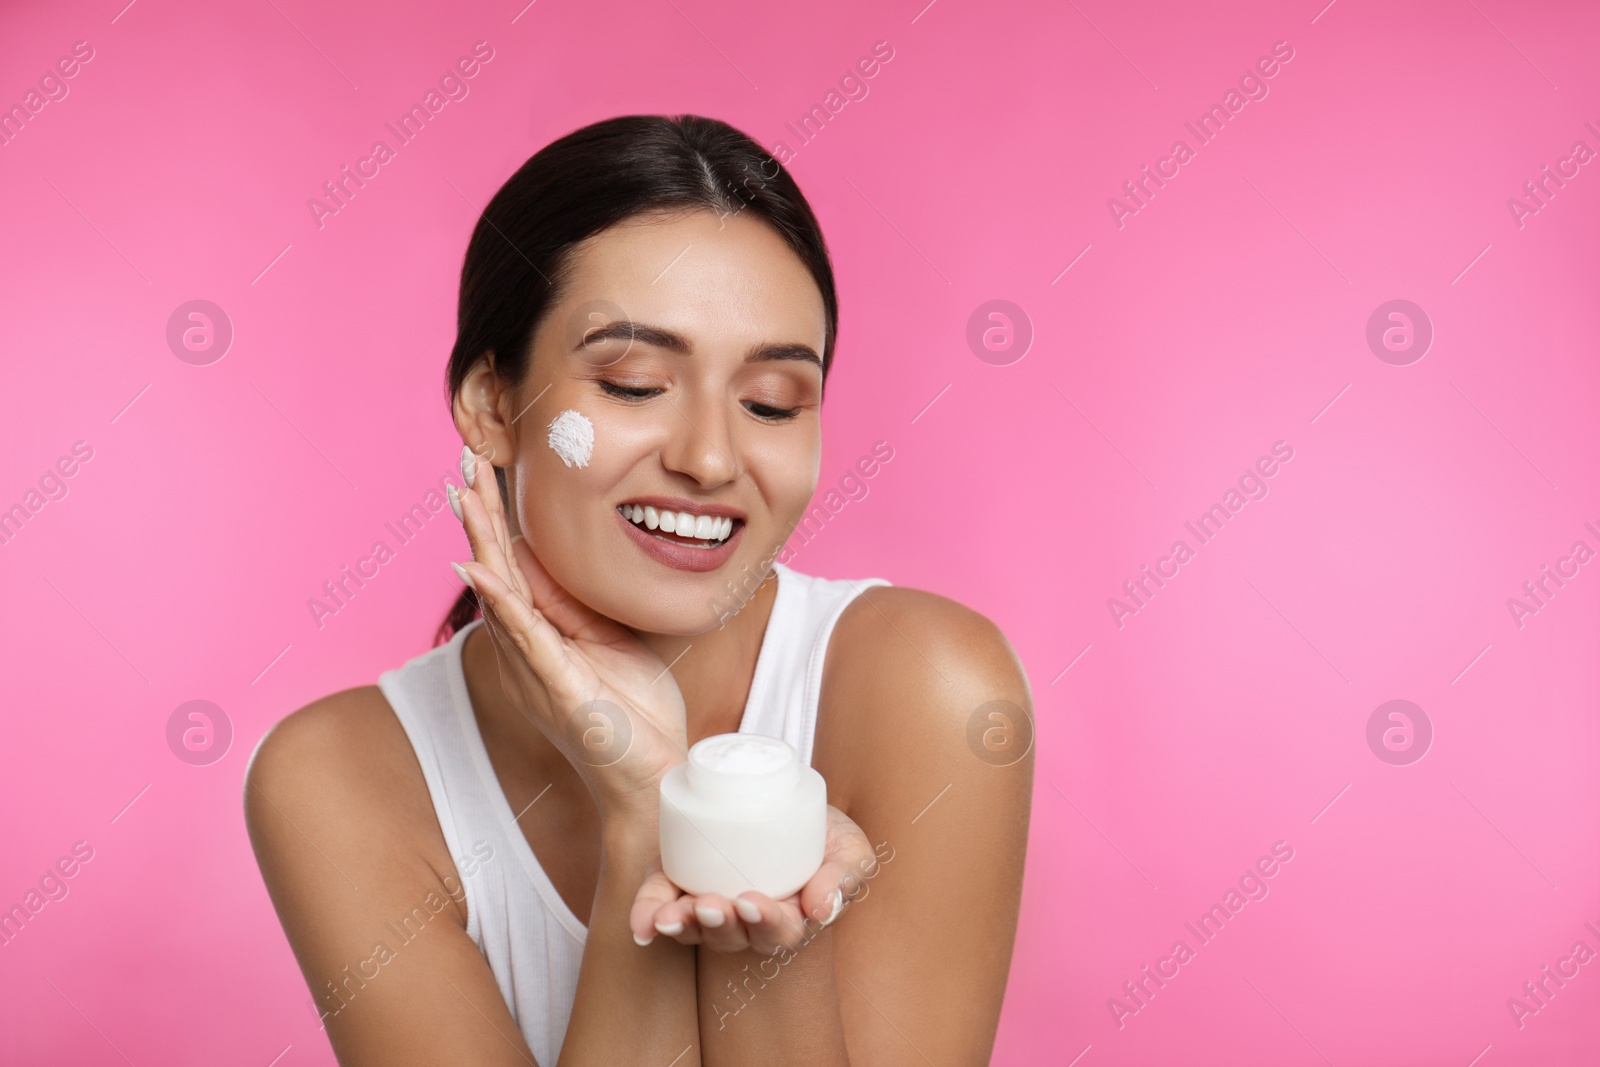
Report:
376,562,890,1065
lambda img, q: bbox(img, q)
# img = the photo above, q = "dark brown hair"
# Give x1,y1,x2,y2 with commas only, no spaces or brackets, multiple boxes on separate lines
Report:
434,114,840,646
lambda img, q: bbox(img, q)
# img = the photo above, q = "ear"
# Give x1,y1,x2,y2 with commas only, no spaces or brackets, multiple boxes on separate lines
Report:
452,357,518,469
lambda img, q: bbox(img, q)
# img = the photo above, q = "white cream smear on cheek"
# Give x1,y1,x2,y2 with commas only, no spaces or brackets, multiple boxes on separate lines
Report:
546,409,594,468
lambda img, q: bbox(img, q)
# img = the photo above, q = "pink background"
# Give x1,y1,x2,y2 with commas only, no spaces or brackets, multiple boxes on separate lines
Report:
3,0,1598,1063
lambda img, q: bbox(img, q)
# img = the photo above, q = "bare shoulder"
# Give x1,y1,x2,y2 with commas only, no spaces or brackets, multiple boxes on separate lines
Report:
243,684,462,925
246,685,417,790
828,584,1033,714
842,584,1021,658
816,584,1034,808
246,685,398,784
244,687,538,1062
814,584,1033,1064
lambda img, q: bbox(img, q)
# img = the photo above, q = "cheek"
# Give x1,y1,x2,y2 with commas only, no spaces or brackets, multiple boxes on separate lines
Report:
581,410,658,469
531,406,639,487
545,409,595,468
518,408,633,522
513,410,600,543
745,427,821,513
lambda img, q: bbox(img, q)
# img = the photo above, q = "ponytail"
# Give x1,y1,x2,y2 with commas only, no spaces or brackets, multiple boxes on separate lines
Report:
434,588,481,648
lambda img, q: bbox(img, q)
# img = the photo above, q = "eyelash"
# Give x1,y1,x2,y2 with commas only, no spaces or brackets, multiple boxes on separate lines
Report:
596,380,800,421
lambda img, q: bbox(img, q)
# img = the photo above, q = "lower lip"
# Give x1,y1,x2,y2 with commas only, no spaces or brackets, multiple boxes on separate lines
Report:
616,509,742,572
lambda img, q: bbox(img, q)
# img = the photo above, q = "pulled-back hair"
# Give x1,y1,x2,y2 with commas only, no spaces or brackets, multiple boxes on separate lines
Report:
434,114,840,646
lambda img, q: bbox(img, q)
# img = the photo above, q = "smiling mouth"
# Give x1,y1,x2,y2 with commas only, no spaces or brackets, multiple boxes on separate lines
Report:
616,504,739,549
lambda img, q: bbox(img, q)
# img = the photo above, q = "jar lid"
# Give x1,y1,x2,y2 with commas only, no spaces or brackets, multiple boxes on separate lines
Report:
685,733,799,802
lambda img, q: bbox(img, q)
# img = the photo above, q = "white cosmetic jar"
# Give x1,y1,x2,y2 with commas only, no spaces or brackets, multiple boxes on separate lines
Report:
659,733,826,900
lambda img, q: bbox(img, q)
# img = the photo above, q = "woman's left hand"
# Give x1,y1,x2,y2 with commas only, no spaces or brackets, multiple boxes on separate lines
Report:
629,804,878,954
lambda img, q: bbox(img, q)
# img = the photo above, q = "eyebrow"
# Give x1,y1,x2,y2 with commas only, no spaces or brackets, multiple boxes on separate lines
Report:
577,320,823,371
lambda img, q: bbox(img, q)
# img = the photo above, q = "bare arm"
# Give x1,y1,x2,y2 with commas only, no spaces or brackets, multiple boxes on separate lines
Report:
244,690,543,1066
688,588,1035,1065
830,591,1032,1064
556,800,700,1064
697,907,851,1064
245,690,703,1066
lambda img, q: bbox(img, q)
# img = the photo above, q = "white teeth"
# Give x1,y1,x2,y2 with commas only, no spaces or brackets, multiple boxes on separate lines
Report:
619,505,735,545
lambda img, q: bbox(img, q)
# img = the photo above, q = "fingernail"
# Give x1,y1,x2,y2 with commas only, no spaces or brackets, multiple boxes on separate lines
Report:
460,445,476,487
633,931,654,947
821,888,844,927
451,561,475,589
694,904,725,928
654,920,684,936
447,483,463,522
734,898,762,924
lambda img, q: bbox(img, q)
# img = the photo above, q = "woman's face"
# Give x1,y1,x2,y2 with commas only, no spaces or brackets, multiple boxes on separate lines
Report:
495,208,827,634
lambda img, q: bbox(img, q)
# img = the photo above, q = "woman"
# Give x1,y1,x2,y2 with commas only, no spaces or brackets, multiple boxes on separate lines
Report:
245,114,1034,1066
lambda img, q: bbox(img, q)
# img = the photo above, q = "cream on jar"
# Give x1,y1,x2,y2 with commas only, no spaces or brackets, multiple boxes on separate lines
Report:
658,733,826,900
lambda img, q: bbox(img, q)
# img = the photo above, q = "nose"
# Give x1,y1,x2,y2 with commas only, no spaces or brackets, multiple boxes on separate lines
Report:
659,391,740,489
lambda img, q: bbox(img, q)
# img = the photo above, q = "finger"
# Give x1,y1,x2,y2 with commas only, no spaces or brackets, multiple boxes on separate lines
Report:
691,895,751,954
454,559,576,704
456,469,513,588
508,535,628,644
734,892,802,955
461,444,533,606
629,860,683,946
476,596,560,719
798,806,878,931
651,895,702,945
476,600,542,708
799,864,854,932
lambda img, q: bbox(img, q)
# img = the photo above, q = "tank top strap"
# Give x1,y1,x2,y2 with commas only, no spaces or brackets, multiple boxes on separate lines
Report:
379,620,589,1067
377,635,487,945
375,562,890,1063
737,562,893,767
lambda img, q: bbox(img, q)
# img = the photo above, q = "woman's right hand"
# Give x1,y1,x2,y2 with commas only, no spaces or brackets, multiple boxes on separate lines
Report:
449,446,689,822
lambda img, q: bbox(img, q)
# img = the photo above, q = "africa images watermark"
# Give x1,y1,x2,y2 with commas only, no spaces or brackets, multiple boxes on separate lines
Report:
306,467,463,630
1107,39,1297,229
703,538,787,632
307,841,496,1027
1505,918,1600,1030
0,39,96,149
701,440,897,631
1107,440,1295,629
1505,118,1600,230
708,838,897,1031
777,440,896,565
0,840,97,949
1,439,95,549
1504,520,1600,631
1107,839,1296,1029
706,38,896,230
768,40,896,167
305,41,496,230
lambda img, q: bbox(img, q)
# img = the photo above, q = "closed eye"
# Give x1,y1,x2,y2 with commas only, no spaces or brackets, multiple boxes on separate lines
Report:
598,381,660,401
599,381,800,421
745,401,799,421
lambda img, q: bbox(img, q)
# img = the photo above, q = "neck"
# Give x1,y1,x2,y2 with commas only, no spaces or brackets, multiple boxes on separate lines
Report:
634,569,778,741
459,569,780,773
